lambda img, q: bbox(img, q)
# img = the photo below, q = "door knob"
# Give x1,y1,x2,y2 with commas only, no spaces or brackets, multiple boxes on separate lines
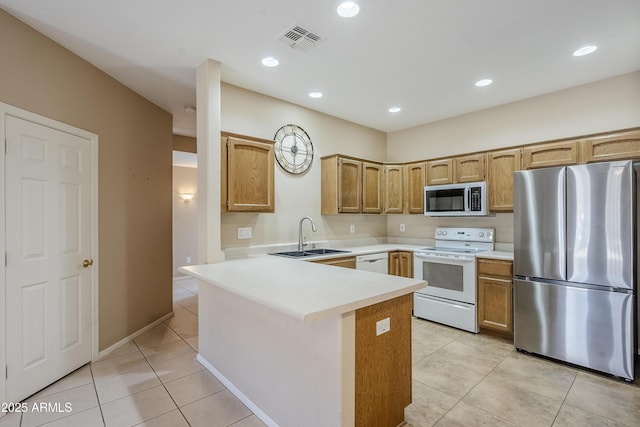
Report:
82,259,94,268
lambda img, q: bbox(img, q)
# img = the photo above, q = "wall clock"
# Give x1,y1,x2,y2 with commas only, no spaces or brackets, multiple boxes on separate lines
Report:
273,124,314,175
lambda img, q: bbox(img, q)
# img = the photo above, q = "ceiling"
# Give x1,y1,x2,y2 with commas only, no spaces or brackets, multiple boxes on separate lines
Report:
2,1,639,136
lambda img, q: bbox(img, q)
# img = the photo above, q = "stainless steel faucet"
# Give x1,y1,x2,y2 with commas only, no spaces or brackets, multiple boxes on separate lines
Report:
298,216,317,251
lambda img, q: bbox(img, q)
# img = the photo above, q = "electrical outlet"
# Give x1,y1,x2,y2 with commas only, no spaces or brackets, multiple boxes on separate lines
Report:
350,224,356,234
186,256,192,264
400,223,406,232
376,317,391,336
237,227,253,239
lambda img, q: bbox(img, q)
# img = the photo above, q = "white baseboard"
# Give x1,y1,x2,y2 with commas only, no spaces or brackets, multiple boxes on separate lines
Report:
196,354,279,427
97,312,174,360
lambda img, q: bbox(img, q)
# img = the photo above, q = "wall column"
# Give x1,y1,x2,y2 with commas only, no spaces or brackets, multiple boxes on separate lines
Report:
196,59,224,263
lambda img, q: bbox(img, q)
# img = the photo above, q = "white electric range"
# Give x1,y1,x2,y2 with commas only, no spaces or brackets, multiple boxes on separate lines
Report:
413,227,495,333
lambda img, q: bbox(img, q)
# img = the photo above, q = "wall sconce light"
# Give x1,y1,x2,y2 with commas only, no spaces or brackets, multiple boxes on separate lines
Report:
179,192,195,202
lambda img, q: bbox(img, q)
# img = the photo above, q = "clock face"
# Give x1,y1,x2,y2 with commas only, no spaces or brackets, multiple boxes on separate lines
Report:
273,124,314,175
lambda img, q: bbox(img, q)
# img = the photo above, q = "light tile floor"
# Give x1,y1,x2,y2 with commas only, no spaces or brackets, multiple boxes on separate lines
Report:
2,278,639,426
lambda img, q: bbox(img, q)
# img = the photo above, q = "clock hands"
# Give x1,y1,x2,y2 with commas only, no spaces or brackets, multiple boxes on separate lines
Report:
273,124,314,174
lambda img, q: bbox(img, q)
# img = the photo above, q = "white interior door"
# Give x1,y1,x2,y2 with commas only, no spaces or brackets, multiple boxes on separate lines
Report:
5,115,92,402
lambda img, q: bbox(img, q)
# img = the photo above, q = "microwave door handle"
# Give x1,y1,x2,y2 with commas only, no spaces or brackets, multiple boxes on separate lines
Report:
465,186,471,212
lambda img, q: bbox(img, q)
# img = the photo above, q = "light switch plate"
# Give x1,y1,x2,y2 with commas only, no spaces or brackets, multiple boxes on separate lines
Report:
400,224,406,232
376,317,390,336
350,224,356,234
237,227,253,239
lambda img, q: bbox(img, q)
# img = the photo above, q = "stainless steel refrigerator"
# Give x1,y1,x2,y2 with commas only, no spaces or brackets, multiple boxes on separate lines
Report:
513,160,637,381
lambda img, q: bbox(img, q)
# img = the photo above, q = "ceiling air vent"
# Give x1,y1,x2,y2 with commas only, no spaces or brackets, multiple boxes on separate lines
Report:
278,25,323,51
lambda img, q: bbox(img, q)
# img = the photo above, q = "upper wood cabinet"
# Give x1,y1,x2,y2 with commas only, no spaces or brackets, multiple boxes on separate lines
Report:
383,165,404,214
321,155,362,214
523,140,578,169
454,153,485,183
579,129,640,163
362,162,383,214
222,132,275,213
487,148,522,213
426,159,453,185
388,251,413,278
405,162,426,214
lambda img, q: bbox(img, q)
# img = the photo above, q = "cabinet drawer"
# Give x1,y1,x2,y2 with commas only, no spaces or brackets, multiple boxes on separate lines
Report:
477,259,512,277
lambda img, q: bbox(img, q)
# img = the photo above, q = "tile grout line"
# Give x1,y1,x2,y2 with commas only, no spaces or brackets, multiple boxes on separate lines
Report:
139,325,194,426
116,339,187,427
548,373,578,427
426,332,516,426
88,363,107,427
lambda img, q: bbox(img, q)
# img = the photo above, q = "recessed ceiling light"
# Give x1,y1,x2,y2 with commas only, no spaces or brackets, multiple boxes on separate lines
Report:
388,107,401,113
573,45,598,57
309,92,323,98
337,1,360,18
475,79,493,87
261,57,279,67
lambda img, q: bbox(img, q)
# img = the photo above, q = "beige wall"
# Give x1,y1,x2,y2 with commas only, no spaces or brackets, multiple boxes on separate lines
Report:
220,84,388,248
386,71,640,244
173,134,197,153
0,10,174,350
173,166,199,276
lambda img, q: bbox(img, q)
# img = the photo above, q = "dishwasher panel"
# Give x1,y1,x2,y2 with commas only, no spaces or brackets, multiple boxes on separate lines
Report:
356,252,389,274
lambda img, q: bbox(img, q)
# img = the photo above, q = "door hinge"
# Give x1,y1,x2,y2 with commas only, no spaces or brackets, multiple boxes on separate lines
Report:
226,200,229,208
5,365,7,379
4,252,7,266
4,138,7,154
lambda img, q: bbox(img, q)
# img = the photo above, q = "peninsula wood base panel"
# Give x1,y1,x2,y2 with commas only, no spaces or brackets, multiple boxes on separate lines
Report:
355,294,412,427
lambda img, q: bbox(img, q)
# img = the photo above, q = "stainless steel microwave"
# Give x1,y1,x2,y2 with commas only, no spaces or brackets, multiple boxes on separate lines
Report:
424,181,487,216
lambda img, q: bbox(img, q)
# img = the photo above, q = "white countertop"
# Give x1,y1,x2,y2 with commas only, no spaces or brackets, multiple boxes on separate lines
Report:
179,255,426,323
476,250,514,261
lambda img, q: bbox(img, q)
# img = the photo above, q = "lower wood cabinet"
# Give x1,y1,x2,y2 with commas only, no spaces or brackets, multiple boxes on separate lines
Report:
311,256,356,269
388,251,413,278
477,258,513,337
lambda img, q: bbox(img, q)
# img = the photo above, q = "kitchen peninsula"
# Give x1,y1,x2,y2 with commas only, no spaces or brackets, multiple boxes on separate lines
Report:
179,255,426,427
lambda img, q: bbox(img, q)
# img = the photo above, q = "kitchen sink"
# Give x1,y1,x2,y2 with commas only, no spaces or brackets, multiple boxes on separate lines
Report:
269,248,351,258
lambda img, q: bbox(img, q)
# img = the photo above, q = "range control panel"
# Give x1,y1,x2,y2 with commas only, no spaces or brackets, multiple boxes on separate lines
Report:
434,227,494,243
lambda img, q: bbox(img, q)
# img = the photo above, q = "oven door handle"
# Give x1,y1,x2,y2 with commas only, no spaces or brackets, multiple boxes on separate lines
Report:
414,254,475,263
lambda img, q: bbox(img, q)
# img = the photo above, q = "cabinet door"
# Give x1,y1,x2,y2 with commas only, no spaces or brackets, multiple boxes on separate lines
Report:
487,148,522,212
523,140,578,169
383,165,404,214
580,129,640,163
226,135,275,212
405,162,426,214
426,159,453,185
388,251,413,278
454,153,485,183
338,158,362,213
388,252,400,276
397,252,413,278
477,276,513,334
362,162,383,214
312,256,356,269
477,259,513,335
